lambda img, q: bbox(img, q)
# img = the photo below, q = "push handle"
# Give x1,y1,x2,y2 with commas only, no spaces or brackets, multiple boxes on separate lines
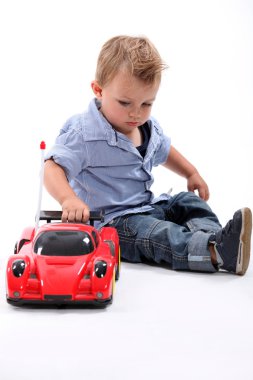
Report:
35,141,46,230
39,210,104,225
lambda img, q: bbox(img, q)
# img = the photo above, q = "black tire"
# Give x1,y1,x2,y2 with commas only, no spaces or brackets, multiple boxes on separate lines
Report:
115,247,121,281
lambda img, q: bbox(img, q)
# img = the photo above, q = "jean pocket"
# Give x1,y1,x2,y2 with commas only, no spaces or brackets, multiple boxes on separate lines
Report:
123,217,138,237
109,215,138,237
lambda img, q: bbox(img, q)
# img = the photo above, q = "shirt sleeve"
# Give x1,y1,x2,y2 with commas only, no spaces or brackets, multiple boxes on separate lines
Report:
150,117,171,166
153,134,171,166
45,115,88,180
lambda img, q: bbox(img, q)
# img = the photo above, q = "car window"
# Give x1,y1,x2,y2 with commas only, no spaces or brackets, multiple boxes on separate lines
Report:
34,230,94,256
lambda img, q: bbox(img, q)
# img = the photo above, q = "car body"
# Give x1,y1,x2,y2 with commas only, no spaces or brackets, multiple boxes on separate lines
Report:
6,211,120,307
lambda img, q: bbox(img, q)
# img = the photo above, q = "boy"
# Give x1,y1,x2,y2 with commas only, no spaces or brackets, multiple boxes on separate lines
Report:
44,35,252,275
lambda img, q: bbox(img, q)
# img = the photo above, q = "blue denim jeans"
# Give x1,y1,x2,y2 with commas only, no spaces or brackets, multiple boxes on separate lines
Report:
107,192,222,272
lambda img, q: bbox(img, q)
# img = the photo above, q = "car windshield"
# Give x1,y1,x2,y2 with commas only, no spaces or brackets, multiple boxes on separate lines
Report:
34,230,94,256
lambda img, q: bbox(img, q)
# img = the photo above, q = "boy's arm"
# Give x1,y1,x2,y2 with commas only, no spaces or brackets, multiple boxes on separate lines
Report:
44,160,90,222
163,145,209,201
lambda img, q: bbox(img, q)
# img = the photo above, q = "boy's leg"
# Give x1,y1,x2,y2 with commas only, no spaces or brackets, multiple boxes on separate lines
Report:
165,193,252,274
163,191,222,271
109,192,252,274
109,192,221,272
109,211,194,269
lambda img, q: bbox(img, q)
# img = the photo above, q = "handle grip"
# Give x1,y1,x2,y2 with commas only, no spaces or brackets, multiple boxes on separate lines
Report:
39,210,104,225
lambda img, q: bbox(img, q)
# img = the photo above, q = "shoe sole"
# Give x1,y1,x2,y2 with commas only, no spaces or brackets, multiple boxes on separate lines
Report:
236,207,252,275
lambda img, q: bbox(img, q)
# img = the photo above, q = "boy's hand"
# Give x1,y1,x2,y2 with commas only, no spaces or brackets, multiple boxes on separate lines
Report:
187,172,210,201
163,146,210,201
61,196,90,223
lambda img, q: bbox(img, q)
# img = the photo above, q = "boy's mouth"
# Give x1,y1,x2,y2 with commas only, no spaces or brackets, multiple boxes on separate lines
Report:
126,122,139,127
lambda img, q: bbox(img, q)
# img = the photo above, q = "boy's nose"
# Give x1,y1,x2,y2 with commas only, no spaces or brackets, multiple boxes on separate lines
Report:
129,107,140,119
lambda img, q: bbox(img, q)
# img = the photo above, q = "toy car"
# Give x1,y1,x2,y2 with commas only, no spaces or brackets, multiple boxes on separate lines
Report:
6,210,120,307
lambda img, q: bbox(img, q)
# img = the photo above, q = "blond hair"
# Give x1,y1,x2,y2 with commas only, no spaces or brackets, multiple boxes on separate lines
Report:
95,35,168,86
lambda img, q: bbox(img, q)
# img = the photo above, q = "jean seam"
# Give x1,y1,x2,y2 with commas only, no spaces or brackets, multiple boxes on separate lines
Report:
138,237,173,261
120,234,188,263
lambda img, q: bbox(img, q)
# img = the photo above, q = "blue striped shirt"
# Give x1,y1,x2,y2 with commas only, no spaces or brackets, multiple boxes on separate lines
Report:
45,98,171,226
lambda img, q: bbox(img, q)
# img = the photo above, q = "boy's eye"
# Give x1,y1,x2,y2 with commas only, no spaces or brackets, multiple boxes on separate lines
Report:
118,101,152,107
118,101,130,106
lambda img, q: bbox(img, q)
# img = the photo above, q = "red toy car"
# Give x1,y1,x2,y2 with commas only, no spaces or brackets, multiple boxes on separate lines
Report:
6,210,120,307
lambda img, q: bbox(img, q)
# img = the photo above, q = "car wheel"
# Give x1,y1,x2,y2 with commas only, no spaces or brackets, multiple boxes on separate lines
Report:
111,268,116,302
115,247,121,281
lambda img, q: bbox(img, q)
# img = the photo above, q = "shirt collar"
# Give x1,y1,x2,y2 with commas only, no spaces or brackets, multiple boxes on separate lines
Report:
85,98,118,146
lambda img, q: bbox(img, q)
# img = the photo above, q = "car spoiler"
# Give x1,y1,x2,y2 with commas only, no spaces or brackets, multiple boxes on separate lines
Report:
39,210,105,226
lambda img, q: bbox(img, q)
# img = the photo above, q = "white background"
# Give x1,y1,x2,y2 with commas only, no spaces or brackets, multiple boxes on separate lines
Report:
0,1,253,379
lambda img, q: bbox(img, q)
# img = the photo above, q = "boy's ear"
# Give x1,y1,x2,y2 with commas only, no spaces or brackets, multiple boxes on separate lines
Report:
91,80,103,99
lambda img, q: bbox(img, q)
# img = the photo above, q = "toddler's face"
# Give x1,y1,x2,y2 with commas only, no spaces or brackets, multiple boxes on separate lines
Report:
92,70,160,135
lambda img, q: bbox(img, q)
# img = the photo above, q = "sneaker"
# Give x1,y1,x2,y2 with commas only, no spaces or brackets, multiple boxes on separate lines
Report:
212,208,252,275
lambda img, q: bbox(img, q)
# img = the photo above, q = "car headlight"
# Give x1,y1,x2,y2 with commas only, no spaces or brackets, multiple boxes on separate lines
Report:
12,260,26,277
94,261,107,278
